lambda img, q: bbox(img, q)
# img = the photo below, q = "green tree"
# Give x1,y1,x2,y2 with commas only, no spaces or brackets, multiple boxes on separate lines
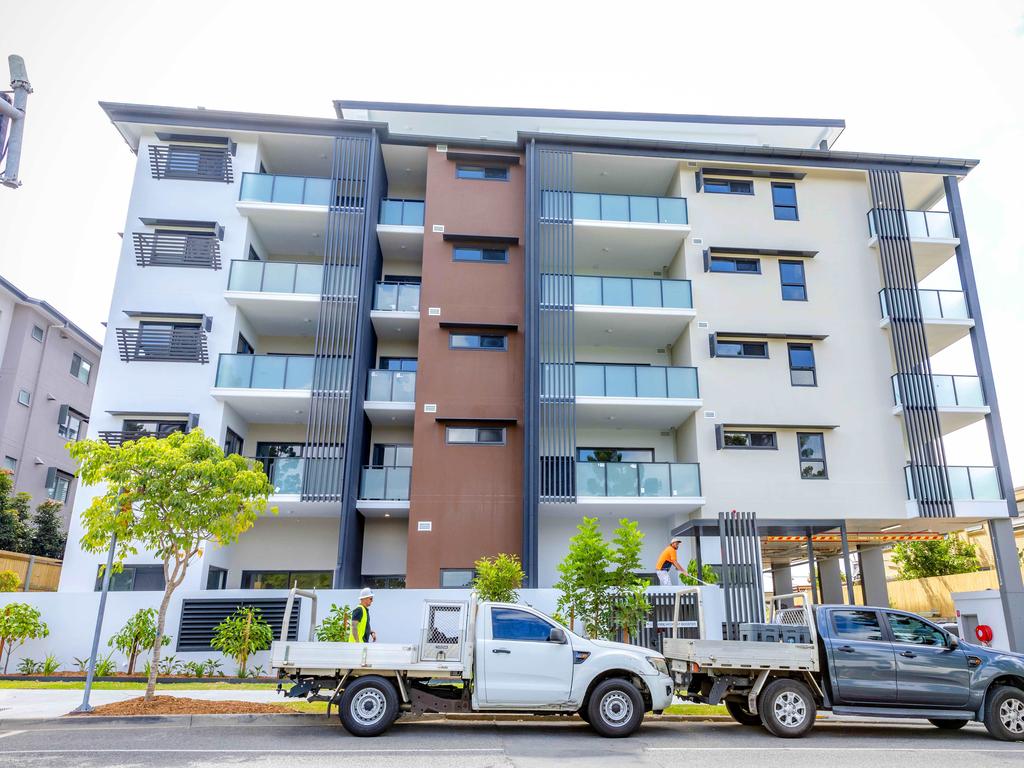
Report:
0,570,20,592
315,604,352,642
69,429,275,700
0,470,31,553
555,517,612,638
472,553,525,603
28,500,67,559
679,559,719,586
0,602,49,674
608,519,650,643
108,608,170,675
892,537,981,580
211,606,273,677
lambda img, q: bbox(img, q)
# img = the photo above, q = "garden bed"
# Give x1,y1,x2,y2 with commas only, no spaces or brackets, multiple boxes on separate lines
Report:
0,674,277,684
70,695,293,716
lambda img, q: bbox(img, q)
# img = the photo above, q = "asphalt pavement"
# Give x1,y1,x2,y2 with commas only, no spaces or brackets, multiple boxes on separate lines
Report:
0,716,1022,767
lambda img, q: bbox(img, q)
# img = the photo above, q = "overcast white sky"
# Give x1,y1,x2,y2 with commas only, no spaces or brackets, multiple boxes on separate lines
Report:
0,0,1022,481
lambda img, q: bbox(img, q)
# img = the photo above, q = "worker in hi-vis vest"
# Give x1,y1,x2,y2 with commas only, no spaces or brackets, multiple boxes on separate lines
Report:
655,539,684,586
349,587,377,643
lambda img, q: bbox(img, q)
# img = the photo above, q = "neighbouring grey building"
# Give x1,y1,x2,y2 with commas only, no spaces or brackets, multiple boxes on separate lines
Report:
0,274,102,529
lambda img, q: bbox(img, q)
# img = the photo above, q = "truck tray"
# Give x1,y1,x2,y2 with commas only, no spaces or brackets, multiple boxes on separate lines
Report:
662,638,819,672
272,641,464,676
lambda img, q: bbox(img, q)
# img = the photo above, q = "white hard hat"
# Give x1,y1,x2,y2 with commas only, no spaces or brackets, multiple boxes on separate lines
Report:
359,587,374,599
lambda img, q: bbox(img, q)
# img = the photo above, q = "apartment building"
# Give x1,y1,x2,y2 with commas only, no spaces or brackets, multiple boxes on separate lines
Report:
0,275,102,527
56,100,1021,641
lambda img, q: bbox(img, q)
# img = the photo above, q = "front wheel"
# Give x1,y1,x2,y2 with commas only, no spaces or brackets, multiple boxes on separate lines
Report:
725,698,762,726
338,675,399,737
929,718,968,731
586,679,645,738
758,678,816,738
984,685,1024,741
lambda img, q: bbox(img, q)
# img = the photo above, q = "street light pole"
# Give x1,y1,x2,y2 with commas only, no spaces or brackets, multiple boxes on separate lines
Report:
75,533,117,713
0,54,31,188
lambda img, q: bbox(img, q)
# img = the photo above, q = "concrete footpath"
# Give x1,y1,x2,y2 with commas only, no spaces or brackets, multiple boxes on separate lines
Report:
0,688,284,720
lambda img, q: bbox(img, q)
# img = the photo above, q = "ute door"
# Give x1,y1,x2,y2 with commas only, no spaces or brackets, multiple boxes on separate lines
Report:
480,607,573,706
884,611,970,707
827,609,898,703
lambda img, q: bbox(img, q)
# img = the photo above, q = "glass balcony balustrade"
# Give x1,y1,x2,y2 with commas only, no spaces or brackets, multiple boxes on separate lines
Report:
575,461,701,498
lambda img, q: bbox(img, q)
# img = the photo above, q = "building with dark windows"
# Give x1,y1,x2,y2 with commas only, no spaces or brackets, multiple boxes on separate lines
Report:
0,275,102,528
55,100,1021,646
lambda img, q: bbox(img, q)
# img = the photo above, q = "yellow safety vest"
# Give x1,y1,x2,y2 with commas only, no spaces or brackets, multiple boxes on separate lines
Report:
349,604,369,643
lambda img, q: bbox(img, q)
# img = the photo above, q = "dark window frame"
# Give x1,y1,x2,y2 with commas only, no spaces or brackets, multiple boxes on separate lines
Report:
788,343,817,387
455,164,509,182
797,432,828,480
779,260,808,301
239,569,333,590
95,563,166,592
449,333,508,351
771,182,799,221
70,352,93,384
362,574,407,589
3,456,17,472
452,245,509,264
831,609,885,642
709,256,761,274
17,389,31,407
576,447,656,463
205,566,228,590
714,339,769,359
47,469,73,503
722,431,778,450
446,427,507,446
440,568,477,588
31,325,44,342
885,611,950,648
57,407,84,442
703,178,754,195
379,357,418,371
223,427,243,456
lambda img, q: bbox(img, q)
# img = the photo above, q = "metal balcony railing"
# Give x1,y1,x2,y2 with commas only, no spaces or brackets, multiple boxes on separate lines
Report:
98,427,186,447
366,370,416,402
148,145,233,183
378,199,425,226
542,192,688,225
116,327,208,363
359,465,411,500
867,209,954,239
133,233,221,269
879,288,969,321
892,374,985,408
542,274,693,309
373,282,420,311
575,461,701,498
561,364,699,399
227,260,324,294
905,465,1001,501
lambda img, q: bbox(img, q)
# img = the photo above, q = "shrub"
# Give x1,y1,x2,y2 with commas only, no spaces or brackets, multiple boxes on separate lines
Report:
679,559,719,587
41,652,60,675
27,500,67,560
892,537,981,580
158,654,182,676
0,570,20,592
17,657,41,675
315,604,352,642
203,657,223,677
0,602,49,674
472,554,524,604
94,652,118,677
73,656,89,673
210,607,272,678
107,608,170,675
182,661,207,678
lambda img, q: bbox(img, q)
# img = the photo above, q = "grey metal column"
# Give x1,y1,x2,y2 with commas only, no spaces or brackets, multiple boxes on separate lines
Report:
806,532,819,604
858,545,890,608
522,140,540,586
839,523,856,605
944,175,1024,651
718,511,764,638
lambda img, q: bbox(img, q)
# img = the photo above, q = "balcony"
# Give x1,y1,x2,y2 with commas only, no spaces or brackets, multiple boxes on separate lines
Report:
867,209,959,280
237,173,351,255
891,373,989,434
545,192,690,271
132,233,220,269
377,199,425,263
542,461,703,516
879,289,974,355
211,354,319,423
225,260,325,336
364,370,416,426
115,327,208,364
556,364,700,428
370,282,420,341
357,465,411,516
904,465,1006,519
148,145,233,183
250,456,343,516
98,427,185,447
544,275,695,346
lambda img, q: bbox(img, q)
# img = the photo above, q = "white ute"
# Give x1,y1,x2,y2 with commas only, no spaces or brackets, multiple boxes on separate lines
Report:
272,588,675,737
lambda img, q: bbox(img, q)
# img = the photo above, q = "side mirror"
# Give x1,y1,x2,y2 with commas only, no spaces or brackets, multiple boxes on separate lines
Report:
548,627,567,644
948,636,959,650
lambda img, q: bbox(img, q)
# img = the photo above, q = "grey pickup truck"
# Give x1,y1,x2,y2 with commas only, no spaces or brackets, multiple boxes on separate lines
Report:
662,590,1024,741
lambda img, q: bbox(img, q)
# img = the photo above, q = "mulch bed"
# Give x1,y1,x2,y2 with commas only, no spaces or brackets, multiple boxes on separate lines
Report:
72,695,293,716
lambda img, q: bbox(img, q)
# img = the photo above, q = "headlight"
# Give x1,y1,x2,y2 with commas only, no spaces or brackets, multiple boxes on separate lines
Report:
646,656,670,676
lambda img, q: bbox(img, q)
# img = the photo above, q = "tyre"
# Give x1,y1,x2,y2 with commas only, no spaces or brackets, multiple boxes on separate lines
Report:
586,678,645,738
928,718,968,730
983,685,1024,742
725,698,763,726
577,707,591,724
338,675,400,737
757,678,816,738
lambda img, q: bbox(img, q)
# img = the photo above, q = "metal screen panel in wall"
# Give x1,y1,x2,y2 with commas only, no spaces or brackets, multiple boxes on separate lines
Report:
176,598,296,652
719,511,765,640
868,170,953,517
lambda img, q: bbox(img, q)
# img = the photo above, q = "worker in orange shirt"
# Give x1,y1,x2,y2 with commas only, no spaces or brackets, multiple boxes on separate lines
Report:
655,538,684,586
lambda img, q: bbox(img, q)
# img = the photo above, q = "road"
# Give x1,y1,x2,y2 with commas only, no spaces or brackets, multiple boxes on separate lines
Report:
0,717,1022,767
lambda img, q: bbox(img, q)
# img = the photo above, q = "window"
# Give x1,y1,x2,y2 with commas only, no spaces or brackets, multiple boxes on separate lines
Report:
206,567,227,590
96,564,166,592
57,407,84,441
832,610,884,641
47,469,73,503
379,357,418,371
788,343,817,386
31,325,44,342
2,456,16,472
363,574,407,590
223,428,243,456
704,178,753,195
723,431,777,449
372,444,413,466
577,448,654,463
710,256,761,274
240,570,333,589
886,612,947,646
17,389,31,406
449,333,507,351
456,165,508,181
491,608,555,642
779,260,807,301
123,419,187,438
236,334,254,355
440,569,476,588
446,427,506,445
70,353,92,384
772,182,798,220
798,432,828,479
453,246,508,263
247,245,261,261
714,340,768,358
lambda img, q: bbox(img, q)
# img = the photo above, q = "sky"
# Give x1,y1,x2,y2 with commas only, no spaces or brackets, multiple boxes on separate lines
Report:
0,0,1022,481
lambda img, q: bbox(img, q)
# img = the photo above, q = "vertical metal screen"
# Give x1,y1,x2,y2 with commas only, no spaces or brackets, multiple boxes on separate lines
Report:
719,511,765,640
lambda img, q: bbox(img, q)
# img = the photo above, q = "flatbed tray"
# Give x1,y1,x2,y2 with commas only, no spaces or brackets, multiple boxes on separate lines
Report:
271,641,465,676
662,638,819,672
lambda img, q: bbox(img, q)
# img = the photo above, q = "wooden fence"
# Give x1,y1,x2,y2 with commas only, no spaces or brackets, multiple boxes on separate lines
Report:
883,569,1010,618
0,550,62,591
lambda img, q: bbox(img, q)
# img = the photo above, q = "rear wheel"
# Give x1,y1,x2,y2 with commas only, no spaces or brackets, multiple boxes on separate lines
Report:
577,707,591,724
725,698,762,726
984,685,1024,742
758,678,816,738
928,718,968,730
586,679,645,738
339,675,399,737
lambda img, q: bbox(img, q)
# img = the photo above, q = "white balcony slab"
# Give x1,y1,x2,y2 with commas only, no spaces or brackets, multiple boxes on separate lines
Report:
236,201,331,255
370,310,420,342
210,388,312,424
880,316,974,357
905,499,1008,520
573,219,690,272
269,495,344,518
356,499,410,518
868,235,959,280
225,291,323,337
574,396,702,429
364,400,416,426
376,224,424,262
892,404,990,435
540,496,705,517
574,305,696,347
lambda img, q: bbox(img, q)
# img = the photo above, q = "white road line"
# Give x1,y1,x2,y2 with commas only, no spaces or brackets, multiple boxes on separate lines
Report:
0,731,25,740
646,747,1016,753
0,748,505,754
